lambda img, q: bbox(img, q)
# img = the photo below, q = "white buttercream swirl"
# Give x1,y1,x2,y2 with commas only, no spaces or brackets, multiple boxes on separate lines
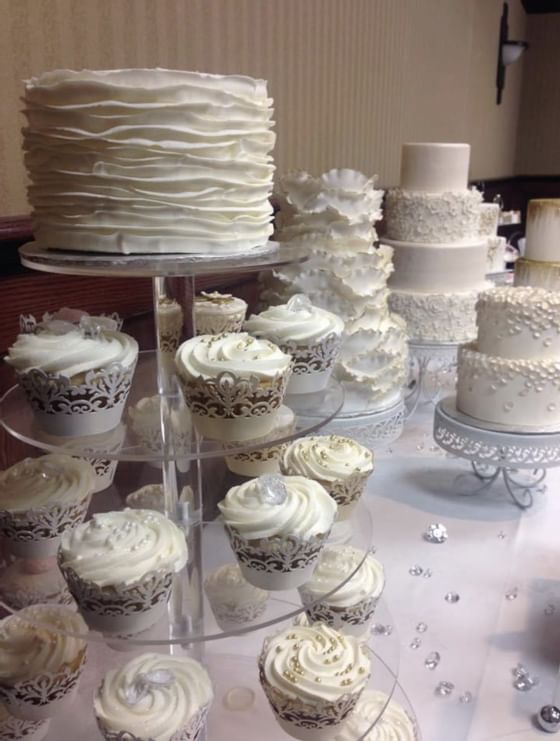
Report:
204,563,268,606
194,291,248,317
301,546,384,608
6,327,138,378
282,436,373,482
245,300,344,344
175,332,291,381
218,475,337,540
58,509,188,586
333,690,417,740
0,454,95,511
0,604,88,683
260,622,370,702
94,652,213,741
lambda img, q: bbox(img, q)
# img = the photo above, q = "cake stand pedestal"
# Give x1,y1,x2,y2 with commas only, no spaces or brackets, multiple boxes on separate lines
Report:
433,397,560,510
406,340,461,418
319,396,406,449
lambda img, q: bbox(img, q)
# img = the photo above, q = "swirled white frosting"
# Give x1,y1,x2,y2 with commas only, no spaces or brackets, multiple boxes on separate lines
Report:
176,332,291,381
260,622,370,702
6,327,138,378
194,291,248,317
218,475,337,540
333,690,416,740
0,604,88,683
58,509,188,586
282,436,373,482
245,300,344,344
301,546,384,608
94,652,213,741
23,68,275,255
204,563,268,605
0,454,95,511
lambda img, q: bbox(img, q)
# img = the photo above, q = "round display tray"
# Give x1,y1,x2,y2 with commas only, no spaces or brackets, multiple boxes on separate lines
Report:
0,352,344,463
318,396,406,449
19,241,306,278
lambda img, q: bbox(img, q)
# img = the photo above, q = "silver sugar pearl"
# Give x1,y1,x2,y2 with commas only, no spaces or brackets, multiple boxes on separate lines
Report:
445,592,460,604
424,523,448,544
538,705,560,733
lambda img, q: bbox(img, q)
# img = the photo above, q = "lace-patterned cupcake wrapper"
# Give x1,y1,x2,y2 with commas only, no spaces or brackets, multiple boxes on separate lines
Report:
299,592,380,638
17,362,136,437
0,496,92,558
96,704,209,741
207,596,268,630
194,312,246,336
279,333,342,394
57,559,174,635
0,714,50,741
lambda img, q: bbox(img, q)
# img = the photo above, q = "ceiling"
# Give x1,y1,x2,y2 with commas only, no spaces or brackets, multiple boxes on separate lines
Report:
521,0,560,12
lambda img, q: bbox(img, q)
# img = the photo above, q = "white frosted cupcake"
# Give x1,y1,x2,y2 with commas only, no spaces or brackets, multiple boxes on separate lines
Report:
6,318,138,436
225,405,296,476
0,703,50,741
194,291,248,335
245,295,344,393
176,332,292,441
204,563,269,630
333,690,418,740
157,297,184,353
58,509,188,635
128,394,191,470
126,484,194,515
0,604,88,721
299,546,384,637
94,652,213,741
0,454,96,558
0,558,74,612
218,474,337,590
282,436,374,519
259,621,371,741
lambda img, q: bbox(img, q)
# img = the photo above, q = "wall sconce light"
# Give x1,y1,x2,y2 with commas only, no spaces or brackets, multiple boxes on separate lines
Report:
496,2,529,105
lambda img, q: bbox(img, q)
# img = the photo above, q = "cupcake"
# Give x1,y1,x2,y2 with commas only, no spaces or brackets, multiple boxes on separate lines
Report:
281,435,374,520
0,704,50,741
5,317,138,436
157,297,184,353
128,395,191,467
126,484,194,516
175,333,292,442
0,558,74,612
298,546,384,637
218,474,337,590
259,621,371,741
58,508,188,635
333,691,418,740
94,652,213,741
194,291,247,335
245,295,344,394
0,604,88,721
0,454,96,558
225,405,296,476
204,563,269,631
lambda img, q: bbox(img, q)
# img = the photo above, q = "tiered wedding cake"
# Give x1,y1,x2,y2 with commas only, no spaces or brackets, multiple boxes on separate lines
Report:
456,286,560,429
384,143,489,342
22,68,275,255
260,169,408,413
515,199,560,289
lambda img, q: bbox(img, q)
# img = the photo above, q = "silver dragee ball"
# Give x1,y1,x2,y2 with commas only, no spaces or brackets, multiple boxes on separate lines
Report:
538,705,560,733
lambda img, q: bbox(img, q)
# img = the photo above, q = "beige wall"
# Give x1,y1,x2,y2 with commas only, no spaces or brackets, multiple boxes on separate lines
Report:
0,0,527,217
516,12,560,175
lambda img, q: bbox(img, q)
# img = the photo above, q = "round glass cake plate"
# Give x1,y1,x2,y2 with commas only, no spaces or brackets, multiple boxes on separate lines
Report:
0,352,344,462
19,240,306,278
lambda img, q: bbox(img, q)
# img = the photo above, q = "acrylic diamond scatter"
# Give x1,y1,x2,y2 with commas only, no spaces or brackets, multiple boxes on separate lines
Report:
424,523,448,544
372,623,393,636
545,604,556,616
409,565,424,576
537,704,560,733
435,681,455,697
410,638,422,650
512,664,540,692
425,652,441,670
505,587,519,601
459,692,473,704
497,531,507,539
416,622,428,633
423,568,433,578
444,592,460,604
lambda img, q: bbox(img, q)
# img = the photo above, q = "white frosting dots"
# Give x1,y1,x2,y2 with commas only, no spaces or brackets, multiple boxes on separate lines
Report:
58,509,188,586
94,652,213,741
282,436,374,482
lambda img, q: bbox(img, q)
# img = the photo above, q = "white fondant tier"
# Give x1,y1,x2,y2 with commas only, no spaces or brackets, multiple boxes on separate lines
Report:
456,344,560,429
515,257,560,290
400,143,470,193
388,288,485,343
476,287,560,360
525,199,560,263
384,238,488,292
383,188,482,244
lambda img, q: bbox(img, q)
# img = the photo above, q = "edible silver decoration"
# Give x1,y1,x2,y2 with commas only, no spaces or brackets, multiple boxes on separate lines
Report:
423,523,448,544
124,670,175,706
424,652,441,670
434,681,455,697
538,705,560,733
444,592,460,604
512,663,540,691
257,475,288,505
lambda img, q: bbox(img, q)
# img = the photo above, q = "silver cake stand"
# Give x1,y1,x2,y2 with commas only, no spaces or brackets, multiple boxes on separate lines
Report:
319,395,406,449
406,339,461,418
433,396,560,510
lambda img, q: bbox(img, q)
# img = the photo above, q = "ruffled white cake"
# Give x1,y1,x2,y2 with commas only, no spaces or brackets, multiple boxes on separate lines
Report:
260,169,408,412
22,68,275,255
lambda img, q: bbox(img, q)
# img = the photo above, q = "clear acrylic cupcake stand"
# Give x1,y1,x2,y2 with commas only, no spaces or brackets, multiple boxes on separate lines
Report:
405,339,461,419
0,243,418,740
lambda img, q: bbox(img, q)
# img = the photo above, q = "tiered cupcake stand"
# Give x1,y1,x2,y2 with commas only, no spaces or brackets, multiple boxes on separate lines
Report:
405,340,460,418
0,243,419,740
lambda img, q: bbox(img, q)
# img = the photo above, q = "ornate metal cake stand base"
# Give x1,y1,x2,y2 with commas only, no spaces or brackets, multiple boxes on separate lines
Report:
320,396,405,449
406,340,461,417
433,397,560,510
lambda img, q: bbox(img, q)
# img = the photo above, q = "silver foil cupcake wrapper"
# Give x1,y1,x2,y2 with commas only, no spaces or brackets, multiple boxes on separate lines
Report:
279,332,343,376
96,703,209,741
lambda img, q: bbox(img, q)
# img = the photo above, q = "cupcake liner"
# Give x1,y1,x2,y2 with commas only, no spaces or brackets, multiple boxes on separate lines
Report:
0,713,50,741
0,496,92,558
207,595,268,631
298,591,380,638
179,369,290,442
317,471,371,521
280,333,343,394
87,457,119,492
157,299,184,355
195,312,246,336
259,662,361,741
0,563,74,612
96,704,209,741
18,362,136,437
225,526,330,590
57,559,174,635
0,649,86,721
225,406,295,476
